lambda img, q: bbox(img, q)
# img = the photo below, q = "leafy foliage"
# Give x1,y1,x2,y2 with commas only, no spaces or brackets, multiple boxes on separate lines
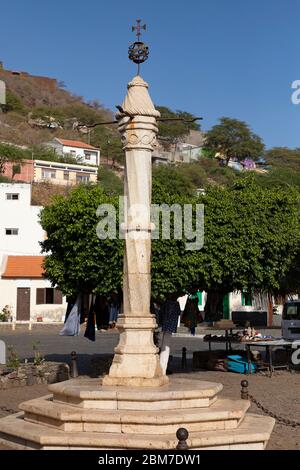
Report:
196,177,300,293
40,179,300,303
5,89,27,114
156,106,200,146
98,167,123,195
153,165,195,197
265,147,300,170
205,117,265,164
31,145,78,164
7,346,20,369
40,186,124,297
32,341,44,366
0,142,27,174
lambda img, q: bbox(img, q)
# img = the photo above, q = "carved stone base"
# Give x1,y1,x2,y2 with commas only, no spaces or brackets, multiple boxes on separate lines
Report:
0,377,275,450
103,314,167,386
102,375,169,388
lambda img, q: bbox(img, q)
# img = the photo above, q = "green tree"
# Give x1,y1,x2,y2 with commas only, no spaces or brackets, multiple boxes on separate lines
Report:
156,106,200,147
40,185,123,297
265,147,300,170
153,165,195,197
0,143,27,174
105,137,125,167
31,145,79,165
195,178,300,317
98,167,123,195
5,90,26,114
205,117,264,165
40,178,300,313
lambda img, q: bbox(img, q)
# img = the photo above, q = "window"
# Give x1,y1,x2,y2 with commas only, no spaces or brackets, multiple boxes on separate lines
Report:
283,304,300,320
84,152,91,160
36,288,63,305
63,171,69,180
5,228,18,235
76,174,90,184
6,193,19,200
241,291,253,307
42,169,56,179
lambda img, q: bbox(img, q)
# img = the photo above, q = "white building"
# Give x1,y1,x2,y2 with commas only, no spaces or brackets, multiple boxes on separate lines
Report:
0,183,43,260
46,138,100,166
0,183,67,322
178,290,270,326
34,159,98,186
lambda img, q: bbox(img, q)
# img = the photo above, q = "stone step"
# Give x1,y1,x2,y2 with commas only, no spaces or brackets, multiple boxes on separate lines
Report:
0,413,275,450
20,395,250,434
48,377,223,410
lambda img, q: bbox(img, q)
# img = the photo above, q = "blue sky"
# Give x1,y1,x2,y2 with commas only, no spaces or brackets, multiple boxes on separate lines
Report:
0,0,299,148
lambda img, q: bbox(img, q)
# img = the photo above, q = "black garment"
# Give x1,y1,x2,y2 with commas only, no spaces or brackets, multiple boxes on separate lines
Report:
95,296,109,330
64,296,76,323
84,297,96,342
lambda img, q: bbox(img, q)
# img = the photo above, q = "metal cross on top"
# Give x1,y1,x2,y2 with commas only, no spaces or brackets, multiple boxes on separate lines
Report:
128,19,149,74
132,19,146,41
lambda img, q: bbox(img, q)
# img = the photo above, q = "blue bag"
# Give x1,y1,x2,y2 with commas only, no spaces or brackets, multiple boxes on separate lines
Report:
226,355,257,374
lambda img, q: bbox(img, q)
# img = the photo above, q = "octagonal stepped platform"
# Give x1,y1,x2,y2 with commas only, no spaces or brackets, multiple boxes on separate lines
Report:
0,377,275,450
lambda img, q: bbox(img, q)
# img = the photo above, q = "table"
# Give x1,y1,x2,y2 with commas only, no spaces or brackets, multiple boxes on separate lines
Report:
204,328,244,352
244,339,296,377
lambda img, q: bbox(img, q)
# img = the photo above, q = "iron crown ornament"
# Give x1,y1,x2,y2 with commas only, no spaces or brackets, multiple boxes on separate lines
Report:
128,41,149,65
129,19,149,74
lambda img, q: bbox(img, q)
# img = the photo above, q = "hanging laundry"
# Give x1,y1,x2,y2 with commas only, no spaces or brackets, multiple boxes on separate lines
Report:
84,295,96,342
60,294,82,336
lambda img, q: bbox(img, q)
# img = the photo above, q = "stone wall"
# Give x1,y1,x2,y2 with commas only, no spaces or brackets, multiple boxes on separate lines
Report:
0,362,69,389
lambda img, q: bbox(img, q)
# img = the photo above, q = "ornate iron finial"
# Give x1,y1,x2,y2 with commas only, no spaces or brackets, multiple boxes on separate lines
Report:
132,19,146,41
129,19,149,75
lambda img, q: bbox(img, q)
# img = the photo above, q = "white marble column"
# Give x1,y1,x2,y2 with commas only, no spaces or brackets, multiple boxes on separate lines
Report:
103,76,168,387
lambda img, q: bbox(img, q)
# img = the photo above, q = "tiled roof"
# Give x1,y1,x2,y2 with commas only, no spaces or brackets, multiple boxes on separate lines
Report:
55,139,99,151
2,256,45,278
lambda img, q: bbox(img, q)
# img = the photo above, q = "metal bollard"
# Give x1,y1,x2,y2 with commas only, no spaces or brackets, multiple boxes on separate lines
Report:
241,380,249,400
181,347,187,370
70,351,79,378
176,428,189,450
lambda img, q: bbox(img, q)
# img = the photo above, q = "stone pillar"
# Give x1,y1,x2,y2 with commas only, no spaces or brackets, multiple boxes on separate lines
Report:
103,76,168,387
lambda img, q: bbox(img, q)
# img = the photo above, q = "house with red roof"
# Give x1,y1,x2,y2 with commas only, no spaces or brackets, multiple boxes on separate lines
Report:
0,183,67,322
46,138,100,166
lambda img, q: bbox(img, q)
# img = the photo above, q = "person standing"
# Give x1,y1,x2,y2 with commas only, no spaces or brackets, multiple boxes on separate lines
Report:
182,298,200,336
108,292,120,329
159,293,181,375
95,296,110,331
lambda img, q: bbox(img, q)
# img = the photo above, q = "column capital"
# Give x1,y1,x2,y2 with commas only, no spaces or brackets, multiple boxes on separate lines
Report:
117,75,160,151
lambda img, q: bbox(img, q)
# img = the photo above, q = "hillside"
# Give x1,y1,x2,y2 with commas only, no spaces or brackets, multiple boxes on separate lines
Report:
0,64,200,169
0,64,116,149
1,63,300,195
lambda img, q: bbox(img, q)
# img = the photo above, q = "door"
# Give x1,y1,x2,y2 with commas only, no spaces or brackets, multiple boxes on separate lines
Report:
222,293,230,320
16,287,31,321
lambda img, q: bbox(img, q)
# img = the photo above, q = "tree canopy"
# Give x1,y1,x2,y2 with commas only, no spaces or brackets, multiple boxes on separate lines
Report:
97,167,123,195
0,142,25,174
156,106,200,146
205,117,265,164
40,178,300,306
265,147,300,170
40,185,123,297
